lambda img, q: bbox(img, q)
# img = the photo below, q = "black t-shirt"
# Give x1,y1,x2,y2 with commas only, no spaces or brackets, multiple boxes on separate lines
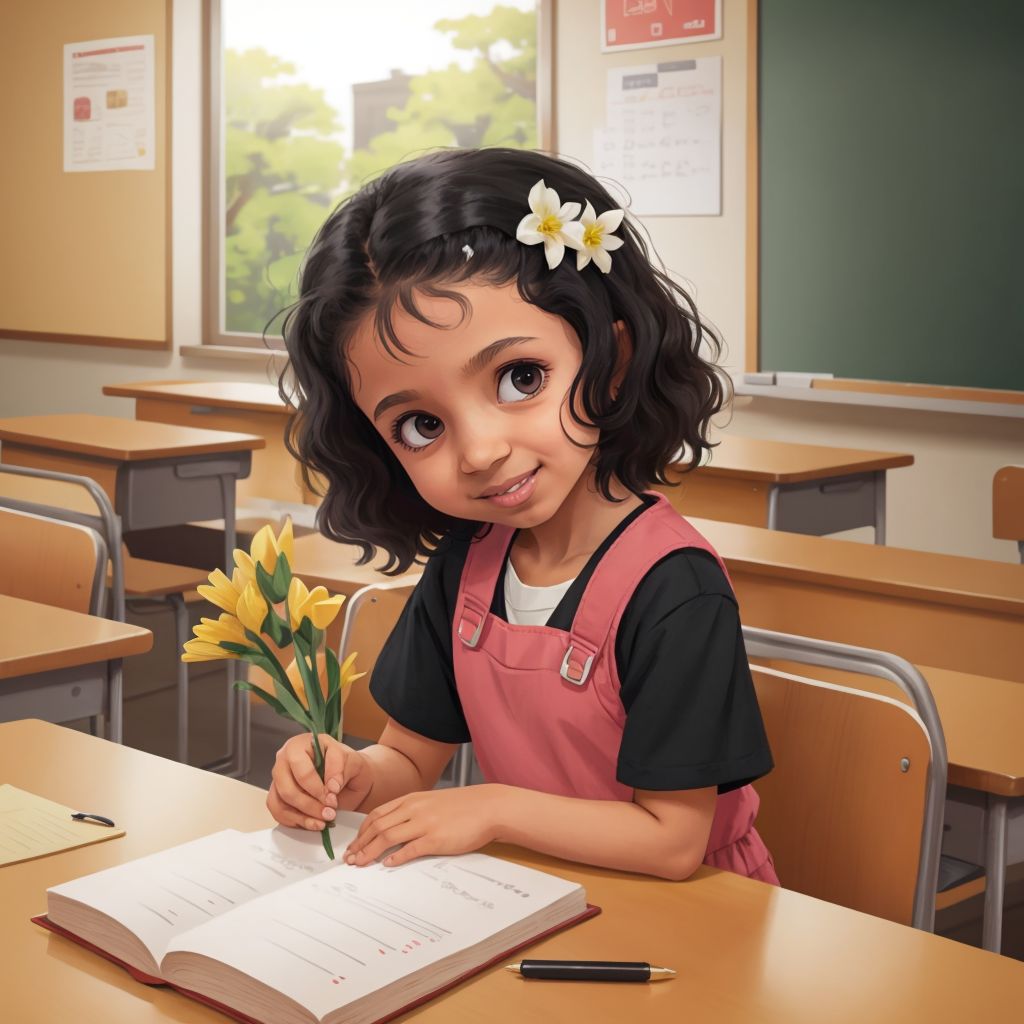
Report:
370,496,773,794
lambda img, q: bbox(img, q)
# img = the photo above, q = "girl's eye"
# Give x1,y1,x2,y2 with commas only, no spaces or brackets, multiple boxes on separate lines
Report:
394,413,444,450
497,362,547,403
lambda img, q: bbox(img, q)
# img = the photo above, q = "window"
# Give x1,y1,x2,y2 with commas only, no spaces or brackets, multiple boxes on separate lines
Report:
204,0,553,347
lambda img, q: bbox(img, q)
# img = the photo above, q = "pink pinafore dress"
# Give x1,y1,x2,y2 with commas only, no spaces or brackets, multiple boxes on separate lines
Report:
451,493,778,883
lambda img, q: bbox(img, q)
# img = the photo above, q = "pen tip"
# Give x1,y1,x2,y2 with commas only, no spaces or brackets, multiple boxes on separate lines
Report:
505,964,522,973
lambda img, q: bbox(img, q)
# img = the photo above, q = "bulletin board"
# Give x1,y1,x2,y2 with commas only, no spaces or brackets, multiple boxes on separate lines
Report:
748,0,1024,400
0,0,171,349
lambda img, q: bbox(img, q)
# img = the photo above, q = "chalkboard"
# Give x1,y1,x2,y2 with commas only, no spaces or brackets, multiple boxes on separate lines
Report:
757,0,1024,393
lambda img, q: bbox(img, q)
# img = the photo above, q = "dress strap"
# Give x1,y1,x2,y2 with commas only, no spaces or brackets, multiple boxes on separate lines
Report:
454,525,514,649
562,493,729,685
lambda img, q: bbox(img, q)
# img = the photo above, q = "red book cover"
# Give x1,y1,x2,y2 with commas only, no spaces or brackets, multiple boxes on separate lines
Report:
33,903,601,1024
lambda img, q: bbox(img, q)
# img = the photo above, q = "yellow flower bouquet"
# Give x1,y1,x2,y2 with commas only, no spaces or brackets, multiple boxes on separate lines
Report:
182,519,362,859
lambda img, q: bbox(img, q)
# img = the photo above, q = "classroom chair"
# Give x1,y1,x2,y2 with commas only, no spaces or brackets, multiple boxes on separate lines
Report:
993,465,1024,563
0,506,113,735
741,626,946,931
337,578,475,786
0,464,209,759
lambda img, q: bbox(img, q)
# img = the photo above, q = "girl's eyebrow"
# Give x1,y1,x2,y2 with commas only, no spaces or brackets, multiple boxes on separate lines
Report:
460,336,538,378
372,336,538,421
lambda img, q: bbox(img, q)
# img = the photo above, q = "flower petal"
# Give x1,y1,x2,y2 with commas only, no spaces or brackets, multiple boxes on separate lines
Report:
561,221,585,249
576,247,593,271
558,201,582,223
579,200,597,224
542,185,561,216
516,212,543,242
593,247,613,274
276,518,294,565
250,525,278,572
597,208,625,233
602,234,625,251
543,237,565,270
527,179,547,216
310,594,346,630
233,549,256,584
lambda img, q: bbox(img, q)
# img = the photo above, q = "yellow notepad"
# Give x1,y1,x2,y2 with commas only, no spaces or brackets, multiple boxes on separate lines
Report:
0,784,125,866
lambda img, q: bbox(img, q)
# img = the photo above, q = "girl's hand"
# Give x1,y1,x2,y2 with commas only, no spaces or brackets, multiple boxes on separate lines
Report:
266,733,373,830
343,785,502,868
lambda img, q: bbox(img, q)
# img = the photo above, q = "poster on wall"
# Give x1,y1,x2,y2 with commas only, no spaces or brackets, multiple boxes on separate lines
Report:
593,57,722,216
63,35,155,172
602,0,721,51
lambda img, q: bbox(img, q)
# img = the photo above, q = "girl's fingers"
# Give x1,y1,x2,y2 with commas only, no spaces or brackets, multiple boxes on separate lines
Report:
346,818,420,866
270,758,334,822
280,739,331,802
266,782,326,831
380,837,429,868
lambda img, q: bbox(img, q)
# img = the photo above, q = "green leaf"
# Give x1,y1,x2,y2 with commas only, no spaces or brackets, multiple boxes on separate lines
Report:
297,617,314,644
255,559,279,602
321,823,335,860
291,631,325,731
325,648,342,738
243,629,313,729
262,607,291,648
234,680,289,718
272,551,293,601
220,641,258,656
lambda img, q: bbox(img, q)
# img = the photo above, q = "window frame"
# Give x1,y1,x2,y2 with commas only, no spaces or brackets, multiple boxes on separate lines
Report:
202,0,555,349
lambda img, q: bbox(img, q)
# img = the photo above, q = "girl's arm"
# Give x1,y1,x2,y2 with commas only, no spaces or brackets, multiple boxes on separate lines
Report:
270,721,717,881
343,781,717,882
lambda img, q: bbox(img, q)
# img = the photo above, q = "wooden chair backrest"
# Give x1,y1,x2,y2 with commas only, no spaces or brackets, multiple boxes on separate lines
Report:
339,583,418,743
993,465,1024,542
751,665,932,926
0,506,105,615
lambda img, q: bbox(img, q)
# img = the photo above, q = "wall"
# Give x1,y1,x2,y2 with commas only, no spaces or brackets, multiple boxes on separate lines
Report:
1,0,1020,562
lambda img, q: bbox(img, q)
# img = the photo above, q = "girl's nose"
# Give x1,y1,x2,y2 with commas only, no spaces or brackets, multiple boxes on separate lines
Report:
456,425,512,475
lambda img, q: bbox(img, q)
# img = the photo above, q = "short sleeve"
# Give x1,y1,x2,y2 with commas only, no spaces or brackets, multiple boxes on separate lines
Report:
368,538,472,745
614,549,774,793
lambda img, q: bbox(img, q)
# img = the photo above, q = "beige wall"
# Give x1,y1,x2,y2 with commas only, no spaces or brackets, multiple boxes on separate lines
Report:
1,0,1020,561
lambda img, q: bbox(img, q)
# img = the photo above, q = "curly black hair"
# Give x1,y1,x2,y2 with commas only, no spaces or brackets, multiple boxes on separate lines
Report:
280,148,729,573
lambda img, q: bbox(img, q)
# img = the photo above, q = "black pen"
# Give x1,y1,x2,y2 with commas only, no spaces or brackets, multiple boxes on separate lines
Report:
505,960,676,982
70,812,117,828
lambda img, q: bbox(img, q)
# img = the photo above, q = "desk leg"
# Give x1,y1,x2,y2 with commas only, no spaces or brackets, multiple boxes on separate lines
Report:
169,594,190,764
874,471,887,545
982,793,1008,953
107,659,124,744
766,485,780,530
220,473,251,780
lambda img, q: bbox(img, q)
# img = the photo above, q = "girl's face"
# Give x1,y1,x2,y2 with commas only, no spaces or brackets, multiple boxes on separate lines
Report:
346,281,599,530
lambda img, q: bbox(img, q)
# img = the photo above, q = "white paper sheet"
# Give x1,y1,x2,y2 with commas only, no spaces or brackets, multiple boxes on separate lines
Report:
63,35,156,172
594,57,722,216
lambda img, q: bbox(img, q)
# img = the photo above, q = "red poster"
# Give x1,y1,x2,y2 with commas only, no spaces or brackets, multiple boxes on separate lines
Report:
602,0,721,51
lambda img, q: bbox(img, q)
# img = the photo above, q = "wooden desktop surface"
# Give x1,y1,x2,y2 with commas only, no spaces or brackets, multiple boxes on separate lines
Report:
757,660,1024,799
689,435,914,483
3,719,1022,1024
0,595,152,678
290,532,422,597
0,414,265,461
692,518,1024,686
103,380,289,417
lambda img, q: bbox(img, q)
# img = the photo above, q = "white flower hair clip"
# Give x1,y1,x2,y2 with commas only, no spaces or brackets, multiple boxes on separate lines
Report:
515,180,581,270
515,179,624,274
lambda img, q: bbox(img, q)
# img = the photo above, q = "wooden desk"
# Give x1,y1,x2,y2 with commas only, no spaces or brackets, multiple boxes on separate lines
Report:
993,465,1024,562
655,436,913,542
0,595,151,732
103,380,308,505
290,531,422,597
4,719,1022,1023
693,517,1024,685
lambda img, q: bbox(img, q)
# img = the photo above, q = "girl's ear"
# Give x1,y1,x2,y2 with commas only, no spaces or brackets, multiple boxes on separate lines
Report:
611,320,633,397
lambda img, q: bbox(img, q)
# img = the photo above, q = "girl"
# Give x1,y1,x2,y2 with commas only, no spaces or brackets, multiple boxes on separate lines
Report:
268,148,778,884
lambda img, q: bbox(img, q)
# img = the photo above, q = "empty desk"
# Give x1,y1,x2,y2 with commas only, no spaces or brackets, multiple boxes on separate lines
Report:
655,436,913,542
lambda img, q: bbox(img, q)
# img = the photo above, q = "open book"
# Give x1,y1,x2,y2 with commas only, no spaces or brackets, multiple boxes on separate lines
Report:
37,818,595,1024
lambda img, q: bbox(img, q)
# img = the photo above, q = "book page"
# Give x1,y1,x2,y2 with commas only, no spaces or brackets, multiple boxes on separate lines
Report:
49,823,358,967
165,851,583,1021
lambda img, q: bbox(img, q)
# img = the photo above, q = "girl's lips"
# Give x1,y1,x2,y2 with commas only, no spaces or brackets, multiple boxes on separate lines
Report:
481,468,539,509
